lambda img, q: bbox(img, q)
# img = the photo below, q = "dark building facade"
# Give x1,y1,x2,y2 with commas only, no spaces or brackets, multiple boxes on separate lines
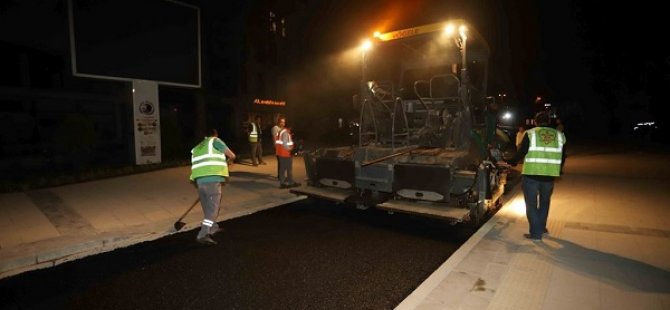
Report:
0,0,312,177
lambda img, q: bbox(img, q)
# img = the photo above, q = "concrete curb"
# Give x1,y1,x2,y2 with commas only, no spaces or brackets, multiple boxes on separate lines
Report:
395,184,523,309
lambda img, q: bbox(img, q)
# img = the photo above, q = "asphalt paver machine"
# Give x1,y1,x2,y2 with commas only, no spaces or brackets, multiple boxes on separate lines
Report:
292,20,508,226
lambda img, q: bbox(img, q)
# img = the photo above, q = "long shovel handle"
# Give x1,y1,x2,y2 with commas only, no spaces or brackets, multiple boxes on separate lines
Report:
178,197,200,222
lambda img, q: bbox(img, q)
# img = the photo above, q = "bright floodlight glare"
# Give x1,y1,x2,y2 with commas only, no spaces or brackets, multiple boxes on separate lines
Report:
459,25,467,39
361,39,372,51
508,197,527,217
373,31,381,38
502,112,512,120
443,24,455,36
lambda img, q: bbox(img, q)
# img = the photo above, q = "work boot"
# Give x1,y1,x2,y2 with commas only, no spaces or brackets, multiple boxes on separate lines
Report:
523,233,542,241
196,235,217,245
210,223,222,235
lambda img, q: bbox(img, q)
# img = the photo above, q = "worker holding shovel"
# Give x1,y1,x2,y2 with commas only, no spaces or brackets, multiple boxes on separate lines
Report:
188,128,236,245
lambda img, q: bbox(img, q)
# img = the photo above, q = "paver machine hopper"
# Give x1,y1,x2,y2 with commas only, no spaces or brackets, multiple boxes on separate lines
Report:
292,20,508,226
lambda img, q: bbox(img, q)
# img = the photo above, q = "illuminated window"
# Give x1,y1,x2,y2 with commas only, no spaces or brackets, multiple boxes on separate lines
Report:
269,11,276,33
281,18,286,37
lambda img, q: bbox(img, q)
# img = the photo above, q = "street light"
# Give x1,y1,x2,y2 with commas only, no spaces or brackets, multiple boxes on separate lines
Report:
361,39,372,51
443,24,455,36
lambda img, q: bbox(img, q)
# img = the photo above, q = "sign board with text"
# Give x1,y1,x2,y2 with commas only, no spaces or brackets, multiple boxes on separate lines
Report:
132,80,161,165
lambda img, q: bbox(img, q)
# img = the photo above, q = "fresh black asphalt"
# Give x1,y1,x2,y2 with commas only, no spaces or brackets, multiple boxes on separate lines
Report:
0,199,476,310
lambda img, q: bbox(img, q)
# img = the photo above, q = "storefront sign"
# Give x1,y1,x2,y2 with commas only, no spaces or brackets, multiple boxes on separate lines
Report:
132,80,161,165
254,98,286,106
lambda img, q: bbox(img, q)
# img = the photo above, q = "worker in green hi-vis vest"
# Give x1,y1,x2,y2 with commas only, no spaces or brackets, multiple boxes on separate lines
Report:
501,111,566,241
190,128,236,245
247,115,267,166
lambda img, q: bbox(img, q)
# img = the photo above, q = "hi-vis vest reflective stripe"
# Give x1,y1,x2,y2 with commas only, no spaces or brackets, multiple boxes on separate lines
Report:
190,137,228,181
275,128,294,157
522,127,565,177
248,123,258,142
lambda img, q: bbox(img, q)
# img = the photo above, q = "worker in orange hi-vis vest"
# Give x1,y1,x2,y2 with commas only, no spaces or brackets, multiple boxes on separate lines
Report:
274,116,300,189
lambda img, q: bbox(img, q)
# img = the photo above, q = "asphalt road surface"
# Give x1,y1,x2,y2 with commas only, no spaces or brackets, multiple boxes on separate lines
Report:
0,199,478,310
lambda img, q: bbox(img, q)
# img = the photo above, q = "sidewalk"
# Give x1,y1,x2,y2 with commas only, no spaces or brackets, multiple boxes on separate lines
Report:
397,145,670,309
1,146,669,309
0,155,306,279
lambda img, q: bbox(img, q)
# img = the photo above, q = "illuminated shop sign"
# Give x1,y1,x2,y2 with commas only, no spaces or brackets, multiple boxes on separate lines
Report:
254,98,286,106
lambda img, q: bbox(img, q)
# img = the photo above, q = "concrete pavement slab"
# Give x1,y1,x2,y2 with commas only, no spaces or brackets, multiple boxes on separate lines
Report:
398,144,670,310
0,155,307,279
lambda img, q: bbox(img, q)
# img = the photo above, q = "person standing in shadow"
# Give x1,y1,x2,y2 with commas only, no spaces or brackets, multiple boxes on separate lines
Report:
247,115,267,166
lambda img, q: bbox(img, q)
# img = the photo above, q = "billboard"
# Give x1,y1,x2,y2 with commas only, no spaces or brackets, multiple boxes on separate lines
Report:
68,0,201,88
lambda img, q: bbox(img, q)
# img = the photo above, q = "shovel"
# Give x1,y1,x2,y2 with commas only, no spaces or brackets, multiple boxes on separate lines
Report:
173,197,200,231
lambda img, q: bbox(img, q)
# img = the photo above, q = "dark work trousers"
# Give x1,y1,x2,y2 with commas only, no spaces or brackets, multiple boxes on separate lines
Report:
521,176,554,238
196,182,222,239
276,155,280,179
278,156,294,185
250,141,264,165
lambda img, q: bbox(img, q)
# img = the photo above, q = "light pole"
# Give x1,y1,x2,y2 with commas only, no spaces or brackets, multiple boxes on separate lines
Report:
358,39,372,147
360,39,372,97
445,24,468,82
458,25,468,79
443,23,470,147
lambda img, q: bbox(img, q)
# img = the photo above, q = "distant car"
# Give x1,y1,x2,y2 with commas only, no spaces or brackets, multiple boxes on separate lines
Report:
631,121,658,140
